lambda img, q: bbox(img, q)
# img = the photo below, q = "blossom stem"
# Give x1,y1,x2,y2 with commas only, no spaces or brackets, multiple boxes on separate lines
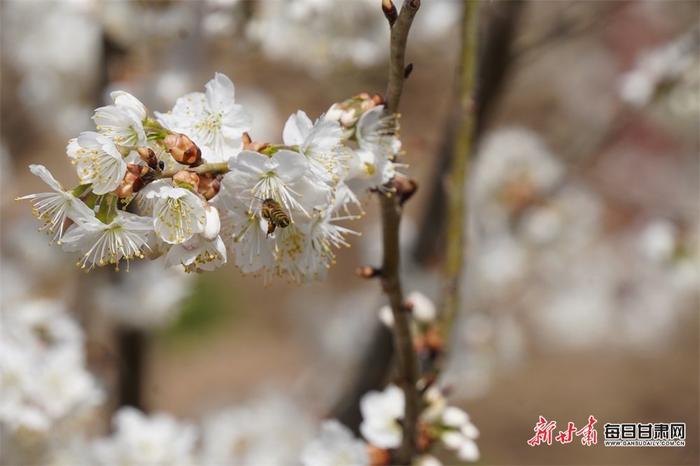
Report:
161,162,229,178
192,162,229,174
440,0,480,358
380,0,420,463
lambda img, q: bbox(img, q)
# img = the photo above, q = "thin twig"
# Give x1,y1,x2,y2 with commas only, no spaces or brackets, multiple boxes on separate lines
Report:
441,0,480,354
379,0,421,463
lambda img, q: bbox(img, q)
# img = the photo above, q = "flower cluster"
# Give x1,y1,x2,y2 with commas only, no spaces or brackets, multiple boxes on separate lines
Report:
0,300,102,433
90,408,198,466
20,74,401,282
300,383,479,466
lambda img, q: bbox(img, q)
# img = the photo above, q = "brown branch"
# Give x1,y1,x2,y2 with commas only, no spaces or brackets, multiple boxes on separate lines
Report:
379,0,421,463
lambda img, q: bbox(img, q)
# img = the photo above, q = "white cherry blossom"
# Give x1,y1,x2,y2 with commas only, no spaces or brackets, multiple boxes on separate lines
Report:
225,149,328,216
283,110,344,183
301,420,369,466
153,187,207,244
17,164,94,243
93,91,147,147
0,300,102,434
359,384,404,448
165,234,227,272
275,209,357,282
91,408,198,466
156,73,251,163
60,211,153,270
67,131,127,195
345,105,399,193
438,406,480,462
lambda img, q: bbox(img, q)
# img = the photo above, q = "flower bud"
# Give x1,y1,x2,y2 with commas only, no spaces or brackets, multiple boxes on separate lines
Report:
393,175,418,206
163,133,201,166
115,164,146,198
382,0,398,26
137,147,158,170
241,131,269,152
367,444,391,466
197,173,221,200
356,265,381,279
371,94,385,106
424,326,444,352
173,170,200,192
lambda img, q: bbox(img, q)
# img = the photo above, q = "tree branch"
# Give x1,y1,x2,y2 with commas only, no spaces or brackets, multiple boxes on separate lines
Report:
413,0,523,266
441,0,480,342
379,0,420,463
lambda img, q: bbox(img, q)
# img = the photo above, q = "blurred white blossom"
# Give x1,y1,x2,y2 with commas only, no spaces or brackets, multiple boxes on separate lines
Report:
201,393,314,466
0,300,102,433
359,384,404,449
301,420,369,466
91,407,197,466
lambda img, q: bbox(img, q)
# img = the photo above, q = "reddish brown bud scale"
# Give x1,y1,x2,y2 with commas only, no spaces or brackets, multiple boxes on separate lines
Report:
242,132,252,145
198,173,222,200
381,0,398,27
367,444,391,466
136,147,158,169
424,326,444,352
115,165,147,198
164,133,202,166
173,170,200,192
417,421,434,451
356,265,381,279
393,175,418,206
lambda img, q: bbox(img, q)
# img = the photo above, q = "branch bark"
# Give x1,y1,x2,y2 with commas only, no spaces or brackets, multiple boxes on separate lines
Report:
379,0,421,463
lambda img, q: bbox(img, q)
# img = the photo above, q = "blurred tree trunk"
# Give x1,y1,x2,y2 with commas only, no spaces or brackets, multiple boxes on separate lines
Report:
412,0,525,265
115,326,147,410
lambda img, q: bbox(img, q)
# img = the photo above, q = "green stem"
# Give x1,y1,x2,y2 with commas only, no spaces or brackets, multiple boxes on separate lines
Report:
441,0,480,352
96,194,118,224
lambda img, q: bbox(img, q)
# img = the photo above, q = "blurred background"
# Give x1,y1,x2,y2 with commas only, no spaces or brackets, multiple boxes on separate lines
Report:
1,0,698,465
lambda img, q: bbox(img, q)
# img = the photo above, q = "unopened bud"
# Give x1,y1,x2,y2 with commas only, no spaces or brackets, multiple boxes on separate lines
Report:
115,164,146,198
382,0,398,26
137,147,158,170
198,173,221,200
242,132,253,147
173,170,200,192
424,326,444,352
393,175,418,206
356,265,381,279
367,445,391,466
164,133,201,166
417,421,434,451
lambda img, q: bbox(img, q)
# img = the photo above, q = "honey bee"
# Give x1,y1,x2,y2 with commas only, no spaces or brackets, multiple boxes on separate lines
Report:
261,198,291,236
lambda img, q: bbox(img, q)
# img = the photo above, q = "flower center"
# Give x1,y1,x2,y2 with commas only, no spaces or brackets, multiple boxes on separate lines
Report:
196,112,224,133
